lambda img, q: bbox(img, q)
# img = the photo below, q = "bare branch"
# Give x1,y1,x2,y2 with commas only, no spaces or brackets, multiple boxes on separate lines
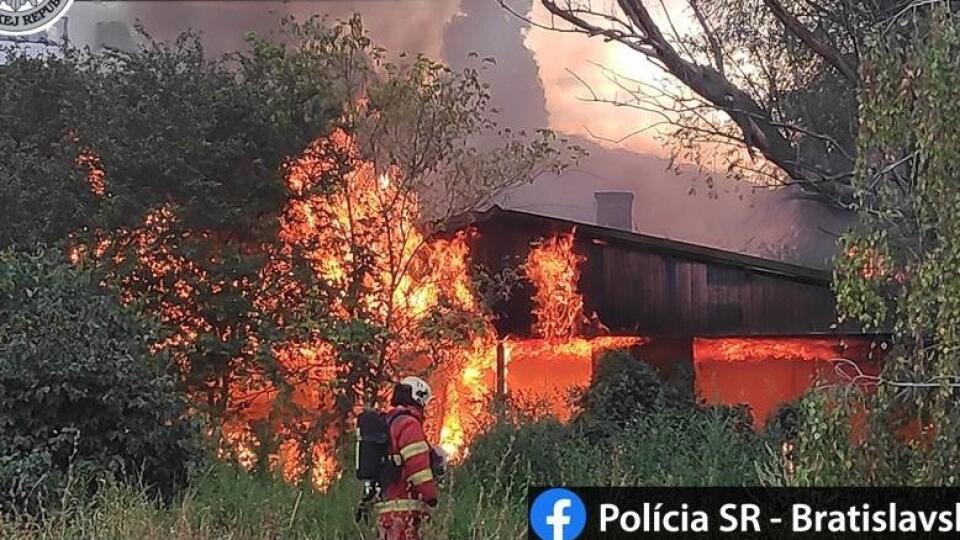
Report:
763,0,859,82
523,0,859,204
688,0,725,76
828,358,960,390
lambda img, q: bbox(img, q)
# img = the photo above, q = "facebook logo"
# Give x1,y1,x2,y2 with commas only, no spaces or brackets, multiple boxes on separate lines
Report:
529,488,587,540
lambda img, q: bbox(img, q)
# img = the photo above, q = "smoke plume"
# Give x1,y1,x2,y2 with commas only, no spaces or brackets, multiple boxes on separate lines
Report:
65,0,849,267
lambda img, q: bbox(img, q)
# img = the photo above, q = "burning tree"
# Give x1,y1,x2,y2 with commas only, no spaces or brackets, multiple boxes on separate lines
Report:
271,17,580,418
3,17,579,485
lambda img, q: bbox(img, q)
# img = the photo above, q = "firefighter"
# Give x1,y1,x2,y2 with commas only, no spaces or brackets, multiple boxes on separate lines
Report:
375,376,441,540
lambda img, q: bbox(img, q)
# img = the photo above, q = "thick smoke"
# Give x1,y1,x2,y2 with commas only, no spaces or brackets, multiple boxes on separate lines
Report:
66,0,848,267
439,0,848,267
443,0,549,132
68,0,458,56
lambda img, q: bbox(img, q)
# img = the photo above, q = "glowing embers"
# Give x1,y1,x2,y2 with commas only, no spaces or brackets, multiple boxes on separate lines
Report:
76,150,106,197
693,337,878,426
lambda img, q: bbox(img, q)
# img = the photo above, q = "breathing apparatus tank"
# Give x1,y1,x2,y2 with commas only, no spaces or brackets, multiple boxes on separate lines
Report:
356,408,389,482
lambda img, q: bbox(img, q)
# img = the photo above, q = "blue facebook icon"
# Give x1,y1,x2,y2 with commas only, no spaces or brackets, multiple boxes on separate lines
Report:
529,488,587,540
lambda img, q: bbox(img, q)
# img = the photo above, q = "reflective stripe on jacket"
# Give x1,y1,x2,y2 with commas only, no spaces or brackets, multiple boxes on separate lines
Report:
383,405,439,506
374,498,431,515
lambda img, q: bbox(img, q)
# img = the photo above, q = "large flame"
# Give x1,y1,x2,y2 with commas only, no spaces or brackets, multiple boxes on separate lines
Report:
69,129,500,489
241,128,499,486
434,228,647,459
525,231,586,339
70,139,883,484
72,133,651,472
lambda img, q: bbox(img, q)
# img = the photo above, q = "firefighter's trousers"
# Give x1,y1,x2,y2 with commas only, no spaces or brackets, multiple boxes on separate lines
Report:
375,499,429,540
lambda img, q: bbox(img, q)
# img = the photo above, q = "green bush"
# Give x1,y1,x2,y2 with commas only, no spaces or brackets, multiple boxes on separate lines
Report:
459,352,773,490
575,349,693,435
577,407,767,486
0,249,201,512
782,388,928,487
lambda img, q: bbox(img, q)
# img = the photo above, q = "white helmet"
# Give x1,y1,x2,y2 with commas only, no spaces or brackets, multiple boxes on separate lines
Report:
400,376,433,407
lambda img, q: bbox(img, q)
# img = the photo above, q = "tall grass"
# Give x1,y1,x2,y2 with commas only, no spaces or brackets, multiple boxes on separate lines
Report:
0,407,780,538
0,461,536,539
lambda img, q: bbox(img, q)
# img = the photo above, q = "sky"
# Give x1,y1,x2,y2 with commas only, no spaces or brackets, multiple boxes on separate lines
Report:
62,0,850,267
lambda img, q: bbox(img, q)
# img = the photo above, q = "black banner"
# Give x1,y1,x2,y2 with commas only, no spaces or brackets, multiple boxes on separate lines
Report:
527,487,960,539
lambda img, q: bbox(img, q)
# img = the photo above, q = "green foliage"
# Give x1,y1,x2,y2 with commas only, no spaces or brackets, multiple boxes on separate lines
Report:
763,388,931,486
0,249,200,512
833,8,960,485
1,15,580,484
1,21,346,435
0,462,530,539
460,353,770,492
186,465,358,536
458,419,569,487
459,406,770,491
575,349,693,432
0,48,94,249
0,410,770,538
783,390,862,486
0,33,335,248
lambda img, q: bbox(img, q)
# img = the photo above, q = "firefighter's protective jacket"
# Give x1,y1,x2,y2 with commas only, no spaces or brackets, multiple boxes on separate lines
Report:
376,405,438,515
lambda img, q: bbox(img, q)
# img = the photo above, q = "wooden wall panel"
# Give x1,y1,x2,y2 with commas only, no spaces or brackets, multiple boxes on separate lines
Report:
469,215,842,338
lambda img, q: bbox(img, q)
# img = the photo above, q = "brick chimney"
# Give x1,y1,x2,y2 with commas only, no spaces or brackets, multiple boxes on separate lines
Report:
594,191,634,230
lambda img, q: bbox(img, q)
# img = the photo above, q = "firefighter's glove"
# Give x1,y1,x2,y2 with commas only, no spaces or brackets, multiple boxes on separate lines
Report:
354,502,368,524
430,447,449,479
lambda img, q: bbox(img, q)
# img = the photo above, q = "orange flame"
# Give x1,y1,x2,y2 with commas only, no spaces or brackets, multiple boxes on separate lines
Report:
435,229,646,459
68,129,497,489
76,151,106,197
694,337,877,426
525,231,586,339
244,129,496,484
68,137,648,485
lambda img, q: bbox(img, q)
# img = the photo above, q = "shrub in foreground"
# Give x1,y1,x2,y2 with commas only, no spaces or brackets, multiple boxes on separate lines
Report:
461,350,773,489
576,349,692,431
0,249,200,512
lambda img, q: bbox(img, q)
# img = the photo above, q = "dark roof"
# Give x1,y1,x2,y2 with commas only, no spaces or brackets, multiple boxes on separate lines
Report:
452,206,832,286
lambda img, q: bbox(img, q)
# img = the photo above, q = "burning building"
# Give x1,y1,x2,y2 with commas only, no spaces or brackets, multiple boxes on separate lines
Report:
444,204,882,428
69,121,880,485
66,101,879,485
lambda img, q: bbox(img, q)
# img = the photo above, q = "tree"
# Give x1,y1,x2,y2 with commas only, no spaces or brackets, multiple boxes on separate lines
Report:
0,46,101,249
833,5,960,484
1,24,343,427
279,18,578,407
1,16,578,484
0,248,200,511
507,0,951,207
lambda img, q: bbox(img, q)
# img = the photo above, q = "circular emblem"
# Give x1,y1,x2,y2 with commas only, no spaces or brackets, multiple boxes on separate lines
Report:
0,0,74,36
529,488,587,540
